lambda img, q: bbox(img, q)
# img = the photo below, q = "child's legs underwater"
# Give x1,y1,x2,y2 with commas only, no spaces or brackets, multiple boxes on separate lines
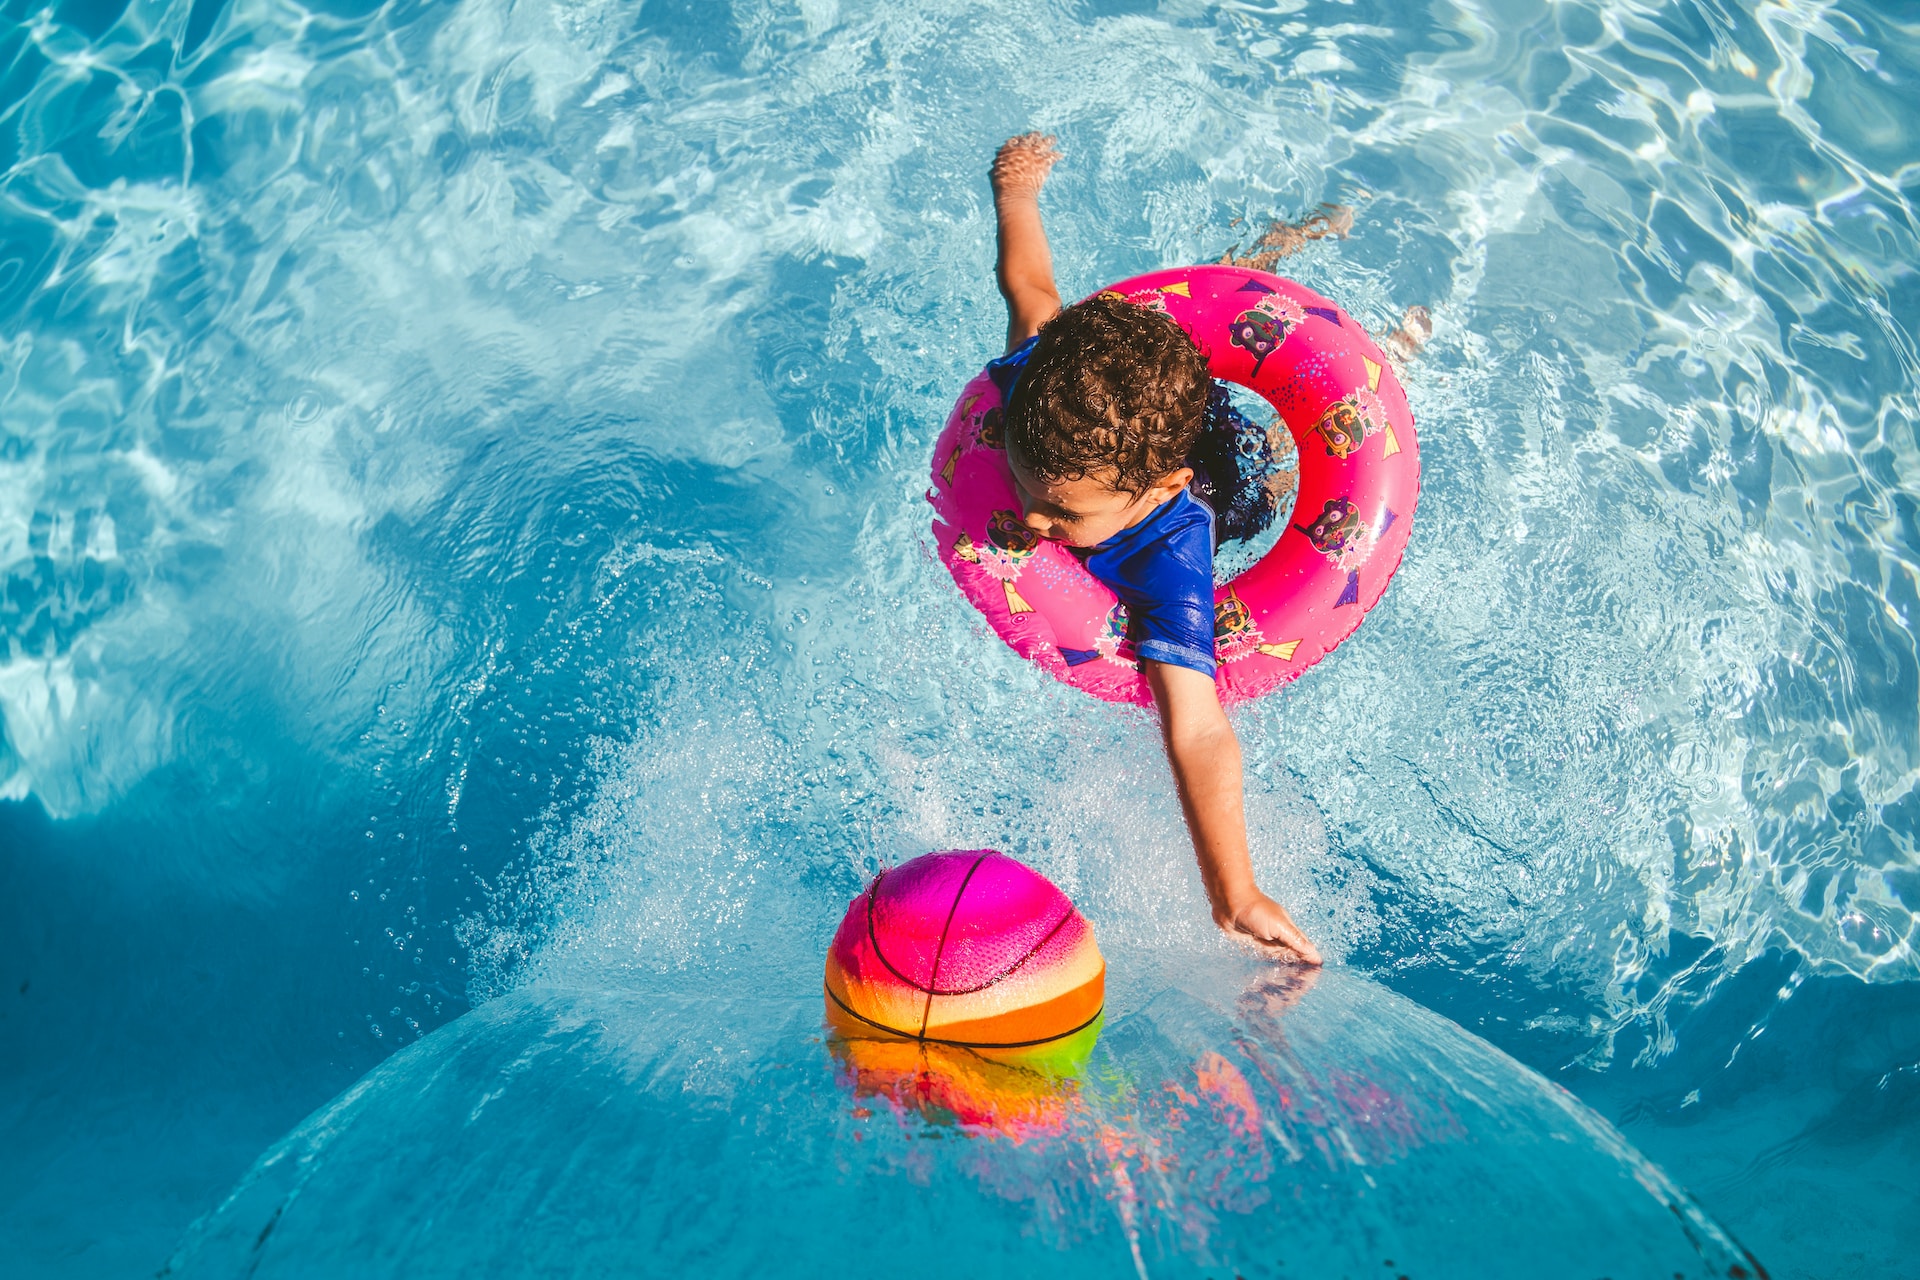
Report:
1188,384,1289,547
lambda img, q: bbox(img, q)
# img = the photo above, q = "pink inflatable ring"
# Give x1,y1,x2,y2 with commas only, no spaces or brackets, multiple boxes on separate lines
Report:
929,265,1420,707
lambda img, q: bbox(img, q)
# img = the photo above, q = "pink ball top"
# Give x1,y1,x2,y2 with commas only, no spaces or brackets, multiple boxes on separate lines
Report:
865,851,1079,995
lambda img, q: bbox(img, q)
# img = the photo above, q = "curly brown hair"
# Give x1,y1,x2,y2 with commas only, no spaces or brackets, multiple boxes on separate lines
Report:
1004,294,1209,495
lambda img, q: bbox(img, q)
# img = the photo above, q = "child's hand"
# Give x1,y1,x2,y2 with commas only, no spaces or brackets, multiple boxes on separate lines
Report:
991,133,1061,202
1217,893,1323,966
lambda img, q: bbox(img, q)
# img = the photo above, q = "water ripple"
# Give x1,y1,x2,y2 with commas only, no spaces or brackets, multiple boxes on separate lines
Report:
1,0,1916,1173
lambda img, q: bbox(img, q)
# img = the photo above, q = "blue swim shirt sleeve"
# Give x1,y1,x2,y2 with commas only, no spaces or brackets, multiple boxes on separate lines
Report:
985,335,1038,402
1082,492,1218,678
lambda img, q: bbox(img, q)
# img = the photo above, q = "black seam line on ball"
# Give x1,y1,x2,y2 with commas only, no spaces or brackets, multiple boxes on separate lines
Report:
864,857,992,999
864,861,1078,997
863,868,922,994
824,982,1105,1050
920,852,990,1037
926,905,1077,997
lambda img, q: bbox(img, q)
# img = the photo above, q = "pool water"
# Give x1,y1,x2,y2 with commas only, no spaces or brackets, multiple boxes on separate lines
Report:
2,0,1917,1276
160,962,1767,1280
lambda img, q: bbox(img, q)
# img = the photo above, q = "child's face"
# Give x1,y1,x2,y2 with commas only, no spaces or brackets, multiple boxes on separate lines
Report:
1008,450,1194,548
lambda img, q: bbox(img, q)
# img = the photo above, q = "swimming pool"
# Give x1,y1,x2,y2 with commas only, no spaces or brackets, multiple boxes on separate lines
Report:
2,0,1916,1275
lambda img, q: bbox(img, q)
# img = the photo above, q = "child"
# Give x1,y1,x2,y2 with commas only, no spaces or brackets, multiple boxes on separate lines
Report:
989,133,1321,965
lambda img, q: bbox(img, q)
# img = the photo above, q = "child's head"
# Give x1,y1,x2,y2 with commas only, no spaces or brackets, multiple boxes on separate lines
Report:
1004,294,1209,546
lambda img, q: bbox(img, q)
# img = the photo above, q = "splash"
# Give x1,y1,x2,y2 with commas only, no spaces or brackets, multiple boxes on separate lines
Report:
2,0,1913,1094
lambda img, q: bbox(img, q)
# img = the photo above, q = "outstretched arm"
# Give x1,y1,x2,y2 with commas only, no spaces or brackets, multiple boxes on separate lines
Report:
991,133,1063,350
1145,661,1323,965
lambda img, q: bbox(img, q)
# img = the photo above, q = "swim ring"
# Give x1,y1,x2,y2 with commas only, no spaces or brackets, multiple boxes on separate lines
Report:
928,265,1420,707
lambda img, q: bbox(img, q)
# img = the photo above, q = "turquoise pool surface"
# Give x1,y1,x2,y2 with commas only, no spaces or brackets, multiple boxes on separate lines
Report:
2,0,1917,1276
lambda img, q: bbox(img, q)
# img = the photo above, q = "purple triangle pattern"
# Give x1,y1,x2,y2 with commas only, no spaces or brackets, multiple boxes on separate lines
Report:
1336,570,1361,607
1306,306,1342,325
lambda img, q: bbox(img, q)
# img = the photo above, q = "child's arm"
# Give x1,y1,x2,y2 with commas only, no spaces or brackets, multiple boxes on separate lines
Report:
1145,661,1323,964
991,134,1064,350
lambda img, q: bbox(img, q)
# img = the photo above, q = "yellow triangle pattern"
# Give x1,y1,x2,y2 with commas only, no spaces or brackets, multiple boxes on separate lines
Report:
1257,640,1301,662
1160,281,1192,297
1363,357,1381,391
1381,423,1402,458
1005,581,1035,614
953,531,978,562
941,445,961,486
963,394,981,416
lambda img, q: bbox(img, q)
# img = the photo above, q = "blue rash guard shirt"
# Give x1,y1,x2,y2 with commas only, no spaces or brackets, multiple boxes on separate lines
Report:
1079,490,1219,677
986,337,1219,678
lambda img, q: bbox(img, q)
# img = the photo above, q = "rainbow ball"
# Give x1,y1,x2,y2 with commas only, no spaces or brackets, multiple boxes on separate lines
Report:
823,850,1104,1056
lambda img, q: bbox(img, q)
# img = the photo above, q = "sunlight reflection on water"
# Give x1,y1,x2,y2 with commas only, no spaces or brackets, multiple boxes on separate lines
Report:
2,0,1917,1272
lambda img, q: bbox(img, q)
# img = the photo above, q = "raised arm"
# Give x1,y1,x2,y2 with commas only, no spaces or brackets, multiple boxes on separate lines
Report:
991,133,1064,350
1144,661,1323,965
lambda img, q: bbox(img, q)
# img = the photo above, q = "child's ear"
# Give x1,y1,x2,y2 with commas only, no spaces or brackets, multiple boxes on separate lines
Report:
1148,466,1195,501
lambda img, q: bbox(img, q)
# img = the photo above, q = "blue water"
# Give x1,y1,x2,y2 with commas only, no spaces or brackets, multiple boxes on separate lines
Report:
160,963,1762,1279
2,0,1917,1275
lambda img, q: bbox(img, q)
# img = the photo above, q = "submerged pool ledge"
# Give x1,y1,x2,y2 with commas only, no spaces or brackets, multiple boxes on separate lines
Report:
162,955,1764,1280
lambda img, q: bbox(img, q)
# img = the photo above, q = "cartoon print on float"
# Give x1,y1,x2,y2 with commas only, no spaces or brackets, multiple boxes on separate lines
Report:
1213,591,1302,667
1061,602,1135,670
1295,496,1398,609
1096,283,1176,314
954,510,1042,615
1296,498,1365,557
978,403,1007,450
1310,377,1402,461
1227,286,1308,376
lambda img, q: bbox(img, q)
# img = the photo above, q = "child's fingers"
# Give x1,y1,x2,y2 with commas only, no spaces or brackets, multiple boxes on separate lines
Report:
1235,909,1323,966
996,132,1061,161
1277,917,1324,965
1231,927,1320,967
1280,932,1324,966
990,135,1062,198
1256,924,1321,966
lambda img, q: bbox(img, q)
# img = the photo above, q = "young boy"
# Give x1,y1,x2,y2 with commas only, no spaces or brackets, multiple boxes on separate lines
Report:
990,133,1321,966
